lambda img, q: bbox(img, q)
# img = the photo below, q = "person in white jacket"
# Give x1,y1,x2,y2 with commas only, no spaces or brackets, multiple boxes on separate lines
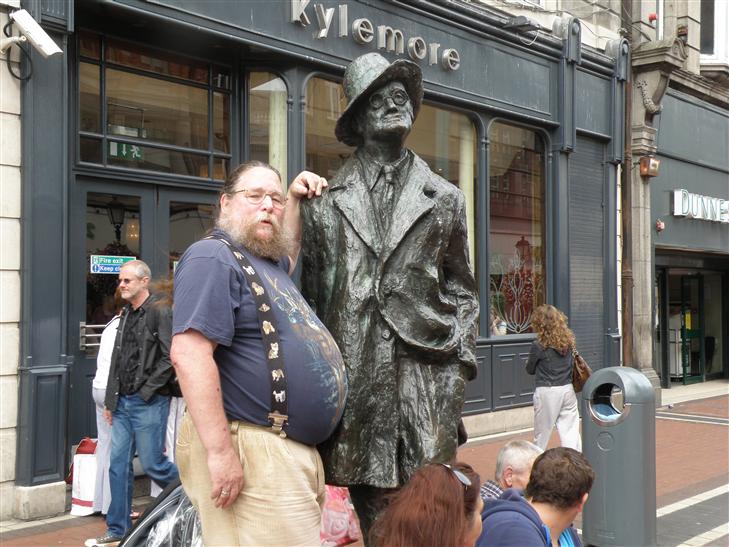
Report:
91,288,123,515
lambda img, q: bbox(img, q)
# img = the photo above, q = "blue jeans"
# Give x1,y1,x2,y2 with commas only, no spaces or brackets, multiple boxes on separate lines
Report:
106,393,179,537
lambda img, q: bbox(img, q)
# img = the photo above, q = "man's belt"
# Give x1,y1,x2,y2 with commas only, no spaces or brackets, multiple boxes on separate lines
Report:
205,235,289,437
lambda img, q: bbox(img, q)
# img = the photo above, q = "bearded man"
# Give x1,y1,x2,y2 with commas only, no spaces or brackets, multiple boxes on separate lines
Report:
170,161,347,546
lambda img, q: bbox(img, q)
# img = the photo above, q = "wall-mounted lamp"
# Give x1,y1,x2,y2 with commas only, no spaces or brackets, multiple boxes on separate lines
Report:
107,197,126,241
655,219,665,232
639,155,661,178
125,218,139,242
504,16,540,33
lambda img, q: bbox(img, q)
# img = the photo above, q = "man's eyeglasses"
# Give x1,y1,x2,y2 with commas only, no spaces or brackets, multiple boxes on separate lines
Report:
118,276,146,285
440,463,472,489
230,188,287,210
368,89,410,110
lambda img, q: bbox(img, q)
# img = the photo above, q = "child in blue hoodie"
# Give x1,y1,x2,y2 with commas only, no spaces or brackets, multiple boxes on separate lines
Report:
477,447,594,547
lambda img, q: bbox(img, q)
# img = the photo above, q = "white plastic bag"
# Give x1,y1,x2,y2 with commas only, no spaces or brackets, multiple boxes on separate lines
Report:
70,452,98,516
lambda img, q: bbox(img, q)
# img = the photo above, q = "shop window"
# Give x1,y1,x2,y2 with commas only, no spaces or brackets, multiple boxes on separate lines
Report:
169,202,215,272
106,68,208,149
700,0,729,68
407,105,477,268
700,0,715,54
79,33,100,60
304,76,350,178
79,62,100,133
77,32,231,181
105,38,209,84
249,72,288,184
488,122,545,335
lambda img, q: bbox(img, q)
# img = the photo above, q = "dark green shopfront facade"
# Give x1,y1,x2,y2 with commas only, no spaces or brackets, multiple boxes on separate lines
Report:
17,0,627,487
651,89,729,389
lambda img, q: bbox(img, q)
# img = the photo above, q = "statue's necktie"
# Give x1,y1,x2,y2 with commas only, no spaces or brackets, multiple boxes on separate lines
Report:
376,164,396,233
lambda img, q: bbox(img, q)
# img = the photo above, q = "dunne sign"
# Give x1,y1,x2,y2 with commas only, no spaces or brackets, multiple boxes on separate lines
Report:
672,189,729,224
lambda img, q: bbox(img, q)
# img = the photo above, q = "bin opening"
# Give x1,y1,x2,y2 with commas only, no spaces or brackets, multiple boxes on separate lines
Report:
589,383,626,422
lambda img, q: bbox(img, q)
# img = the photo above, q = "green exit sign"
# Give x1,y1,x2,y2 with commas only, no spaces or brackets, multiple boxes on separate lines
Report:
109,142,143,161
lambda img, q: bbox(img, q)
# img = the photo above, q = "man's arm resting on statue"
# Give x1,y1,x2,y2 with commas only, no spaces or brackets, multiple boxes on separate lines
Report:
284,170,327,273
170,329,243,508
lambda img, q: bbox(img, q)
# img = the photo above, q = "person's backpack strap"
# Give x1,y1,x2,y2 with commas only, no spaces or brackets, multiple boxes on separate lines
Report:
204,235,289,437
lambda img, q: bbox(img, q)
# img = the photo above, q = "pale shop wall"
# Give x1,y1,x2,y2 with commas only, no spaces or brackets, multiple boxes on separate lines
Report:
0,2,22,521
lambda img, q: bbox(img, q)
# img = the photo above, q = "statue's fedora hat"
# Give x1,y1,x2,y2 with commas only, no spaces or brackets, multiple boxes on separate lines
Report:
335,53,423,146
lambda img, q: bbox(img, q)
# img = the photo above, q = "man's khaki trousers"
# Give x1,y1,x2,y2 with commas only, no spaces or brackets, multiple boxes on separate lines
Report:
176,413,325,546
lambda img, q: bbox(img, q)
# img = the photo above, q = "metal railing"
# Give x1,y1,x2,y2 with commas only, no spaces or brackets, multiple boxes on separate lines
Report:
79,322,108,351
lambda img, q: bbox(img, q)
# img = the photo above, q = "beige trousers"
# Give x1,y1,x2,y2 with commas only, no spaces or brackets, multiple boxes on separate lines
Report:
176,413,325,546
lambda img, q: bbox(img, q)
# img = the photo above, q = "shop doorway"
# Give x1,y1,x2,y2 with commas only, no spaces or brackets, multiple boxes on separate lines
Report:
657,269,725,387
68,180,216,446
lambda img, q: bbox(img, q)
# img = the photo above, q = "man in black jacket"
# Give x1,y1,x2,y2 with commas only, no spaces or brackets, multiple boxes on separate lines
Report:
96,260,178,545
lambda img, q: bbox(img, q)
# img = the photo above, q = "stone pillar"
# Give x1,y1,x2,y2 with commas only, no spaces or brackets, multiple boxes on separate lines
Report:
675,0,701,74
0,6,22,522
624,39,687,405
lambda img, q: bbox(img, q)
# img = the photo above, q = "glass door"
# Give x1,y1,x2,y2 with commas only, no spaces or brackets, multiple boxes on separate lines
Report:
655,269,669,388
680,275,704,385
702,273,724,380
68,180,216,445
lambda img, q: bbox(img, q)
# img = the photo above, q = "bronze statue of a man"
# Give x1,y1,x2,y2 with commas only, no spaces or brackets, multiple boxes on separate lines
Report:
300,53,479,536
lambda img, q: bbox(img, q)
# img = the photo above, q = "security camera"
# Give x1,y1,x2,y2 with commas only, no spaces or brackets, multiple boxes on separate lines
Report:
0,9,62,58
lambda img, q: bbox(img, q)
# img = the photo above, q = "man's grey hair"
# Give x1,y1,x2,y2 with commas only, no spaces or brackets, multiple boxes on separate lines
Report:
495,440,543,481
122,259,151,280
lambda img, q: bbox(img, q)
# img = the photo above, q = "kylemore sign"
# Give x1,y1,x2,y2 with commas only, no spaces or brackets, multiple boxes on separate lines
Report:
672,189,729,224
290,0,461,71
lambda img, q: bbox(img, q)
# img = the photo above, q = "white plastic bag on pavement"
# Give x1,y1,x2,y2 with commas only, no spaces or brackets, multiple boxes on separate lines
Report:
70,452,98,516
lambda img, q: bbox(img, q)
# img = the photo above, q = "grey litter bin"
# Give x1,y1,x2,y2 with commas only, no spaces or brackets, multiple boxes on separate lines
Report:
581,366,656,547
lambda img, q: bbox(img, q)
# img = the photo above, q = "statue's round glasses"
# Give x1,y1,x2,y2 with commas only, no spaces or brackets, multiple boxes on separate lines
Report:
368,89,409,109
230,188,287,210
440,463,472,489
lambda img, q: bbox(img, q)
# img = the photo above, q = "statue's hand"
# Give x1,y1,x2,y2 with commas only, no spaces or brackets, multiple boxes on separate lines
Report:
288,171,328,201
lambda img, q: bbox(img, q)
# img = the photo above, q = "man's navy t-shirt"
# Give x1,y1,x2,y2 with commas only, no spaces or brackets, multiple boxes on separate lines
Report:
172,230,347,445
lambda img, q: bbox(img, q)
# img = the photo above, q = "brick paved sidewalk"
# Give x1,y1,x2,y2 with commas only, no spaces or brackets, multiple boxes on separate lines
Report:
1,394,726,546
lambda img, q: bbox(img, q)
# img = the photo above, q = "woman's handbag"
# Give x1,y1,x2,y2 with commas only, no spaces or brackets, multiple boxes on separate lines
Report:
571,347,592,393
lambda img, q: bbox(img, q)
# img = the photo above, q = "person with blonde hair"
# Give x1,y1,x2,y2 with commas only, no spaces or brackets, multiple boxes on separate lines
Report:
526,305,581,451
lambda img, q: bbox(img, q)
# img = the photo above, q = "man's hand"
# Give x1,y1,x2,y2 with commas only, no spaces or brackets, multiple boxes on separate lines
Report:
103,408,112,426
287,171,328,202
208,447,245,508
285,171,327,272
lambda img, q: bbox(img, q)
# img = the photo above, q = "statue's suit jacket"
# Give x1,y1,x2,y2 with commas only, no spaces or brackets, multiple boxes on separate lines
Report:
301,151,478,488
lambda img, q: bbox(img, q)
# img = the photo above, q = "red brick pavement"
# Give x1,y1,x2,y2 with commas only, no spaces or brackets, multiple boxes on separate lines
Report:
2,395,726,546
663,395,729,419
0,515,106,546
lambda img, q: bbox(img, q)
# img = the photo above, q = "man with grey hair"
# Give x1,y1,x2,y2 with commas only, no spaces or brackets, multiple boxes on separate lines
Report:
481,440,542,501
96,259,179,545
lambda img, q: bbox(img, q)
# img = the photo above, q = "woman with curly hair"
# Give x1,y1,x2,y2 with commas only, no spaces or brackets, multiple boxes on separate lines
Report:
371,462,483,547
526,304,581,451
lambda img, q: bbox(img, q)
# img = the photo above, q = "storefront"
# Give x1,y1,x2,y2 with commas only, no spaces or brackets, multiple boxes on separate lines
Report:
652,89,729,387
17,0,627,492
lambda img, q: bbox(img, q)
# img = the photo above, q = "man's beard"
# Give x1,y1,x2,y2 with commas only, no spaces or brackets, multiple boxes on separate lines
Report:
217,210,292,260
